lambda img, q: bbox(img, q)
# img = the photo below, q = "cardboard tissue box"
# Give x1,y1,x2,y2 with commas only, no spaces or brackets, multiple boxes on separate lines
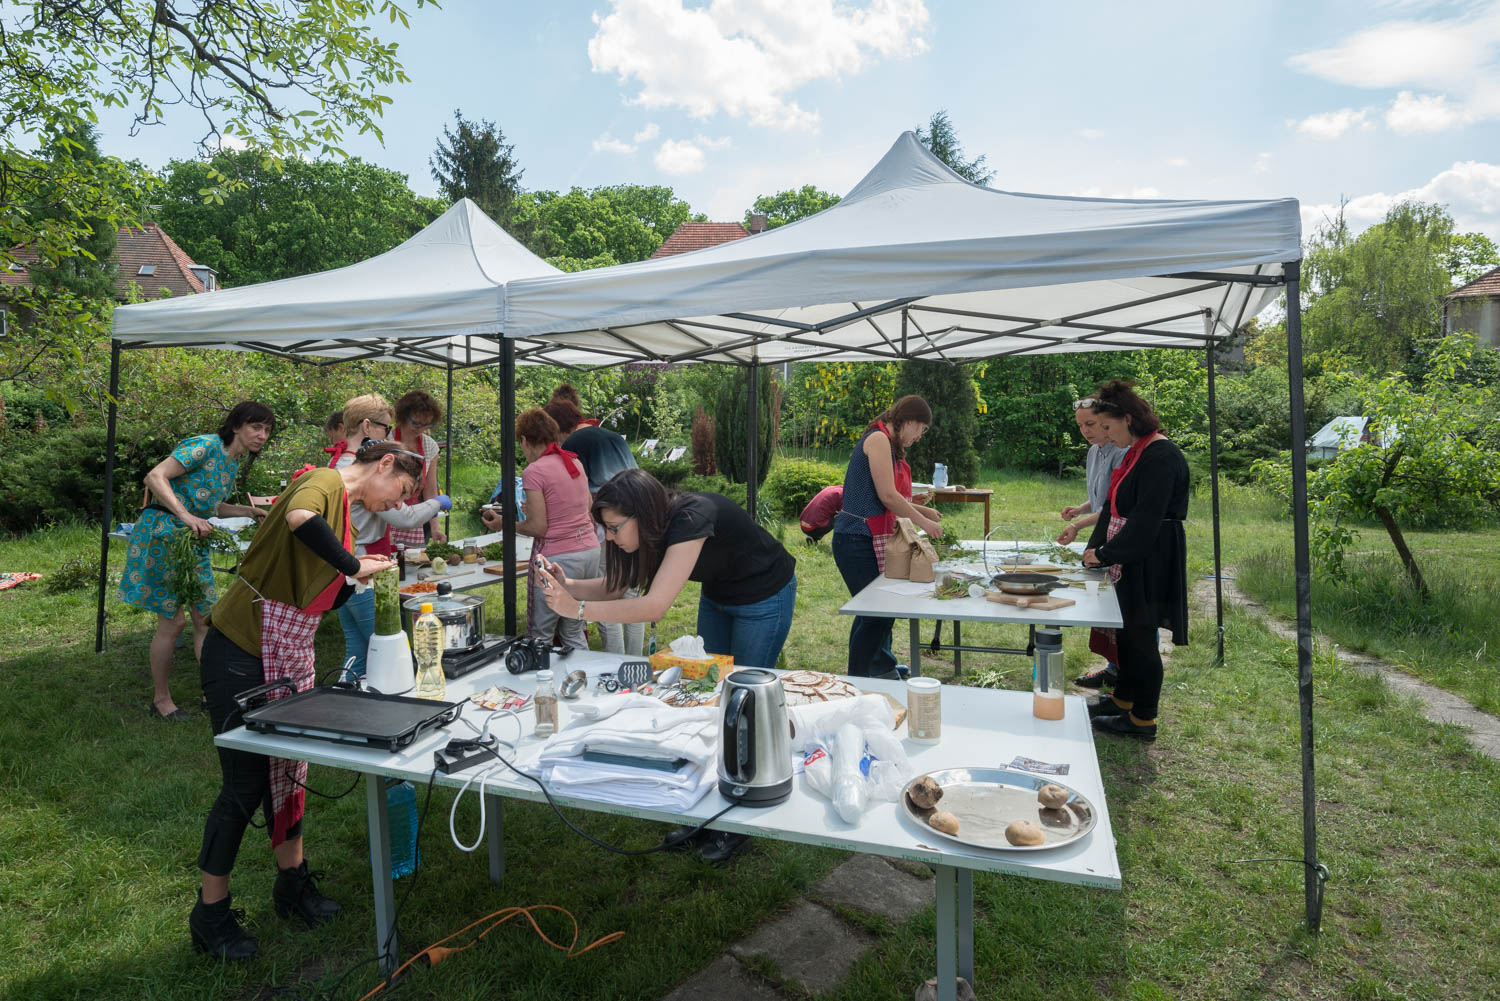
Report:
648,634,733,681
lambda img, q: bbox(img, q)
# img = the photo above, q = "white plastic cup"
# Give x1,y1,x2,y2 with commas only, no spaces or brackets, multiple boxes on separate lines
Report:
1085,580,1100,598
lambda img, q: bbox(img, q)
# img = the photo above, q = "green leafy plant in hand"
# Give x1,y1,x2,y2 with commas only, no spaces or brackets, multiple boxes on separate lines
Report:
165,527,240,611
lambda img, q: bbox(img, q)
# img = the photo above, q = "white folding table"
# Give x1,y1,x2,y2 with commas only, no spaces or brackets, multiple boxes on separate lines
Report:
410,531,533,594
215,652,1120,1001
839,540,1124,676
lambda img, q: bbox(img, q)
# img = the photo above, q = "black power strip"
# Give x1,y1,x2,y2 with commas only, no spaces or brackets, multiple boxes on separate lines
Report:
434,738,496,774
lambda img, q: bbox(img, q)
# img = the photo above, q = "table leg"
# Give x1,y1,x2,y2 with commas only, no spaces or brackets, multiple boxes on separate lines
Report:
935,864,957,1001
958,868,974,983
909,619,922,676
983,496,990,537
486,790,505,884
364,774,398,973
952,619,962,678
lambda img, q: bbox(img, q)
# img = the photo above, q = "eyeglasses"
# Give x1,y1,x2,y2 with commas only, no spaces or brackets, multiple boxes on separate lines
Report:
368,420,392,435
407,417,436,430
1072,398,1098,409
602,516,634,537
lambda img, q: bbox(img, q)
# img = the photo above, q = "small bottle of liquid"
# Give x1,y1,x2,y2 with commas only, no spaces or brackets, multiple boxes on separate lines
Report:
396,543,407,582
412,603,446,700
533,669,559,738
1032,628,1065,721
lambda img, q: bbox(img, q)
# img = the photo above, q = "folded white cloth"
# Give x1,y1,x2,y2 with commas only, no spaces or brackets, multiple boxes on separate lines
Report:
542,758,716,813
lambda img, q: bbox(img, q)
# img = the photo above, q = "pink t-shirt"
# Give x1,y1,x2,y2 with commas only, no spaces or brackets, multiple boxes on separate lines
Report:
522,452,597,556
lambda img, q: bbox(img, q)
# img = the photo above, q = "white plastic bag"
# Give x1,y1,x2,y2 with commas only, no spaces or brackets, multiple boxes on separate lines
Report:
800,710,911,824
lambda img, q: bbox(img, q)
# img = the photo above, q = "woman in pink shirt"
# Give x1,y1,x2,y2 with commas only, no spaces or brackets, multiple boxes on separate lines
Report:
482,408,599,648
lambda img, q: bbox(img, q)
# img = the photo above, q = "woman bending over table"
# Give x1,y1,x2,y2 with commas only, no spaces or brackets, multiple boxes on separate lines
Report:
188,442,417,960
121,401,274,720
1057,395,1127,689
831,395,942,678
1080,380,1189,742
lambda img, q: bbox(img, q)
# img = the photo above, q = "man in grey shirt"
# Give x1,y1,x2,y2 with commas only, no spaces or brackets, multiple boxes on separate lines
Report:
1057,397,1126,688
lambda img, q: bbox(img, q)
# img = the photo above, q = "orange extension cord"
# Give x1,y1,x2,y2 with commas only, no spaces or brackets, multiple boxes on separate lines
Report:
356,904,625,1000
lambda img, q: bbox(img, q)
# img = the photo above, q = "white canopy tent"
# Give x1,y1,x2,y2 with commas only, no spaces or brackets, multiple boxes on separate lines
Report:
102,133,1324,936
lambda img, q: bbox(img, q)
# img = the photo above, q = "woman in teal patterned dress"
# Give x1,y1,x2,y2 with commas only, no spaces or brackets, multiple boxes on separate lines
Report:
121,402,275,720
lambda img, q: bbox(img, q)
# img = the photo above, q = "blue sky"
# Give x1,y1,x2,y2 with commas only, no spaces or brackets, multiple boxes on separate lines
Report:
97,0,1500,241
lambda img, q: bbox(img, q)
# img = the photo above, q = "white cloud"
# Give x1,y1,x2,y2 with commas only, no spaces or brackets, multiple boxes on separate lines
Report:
1254,152,1272,173
1288,6,1500,134
217,132,249,152
1300,160,1500,240
655,138,708,175
632,122,660,143
588,0,932,131
695,134,732,151
1165,157,1190,168
1293,107,1372,139
592,134,637,153
1075,128,1104,139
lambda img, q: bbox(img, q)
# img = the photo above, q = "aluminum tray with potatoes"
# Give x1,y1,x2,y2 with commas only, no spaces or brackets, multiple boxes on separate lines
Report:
901,767,1097,852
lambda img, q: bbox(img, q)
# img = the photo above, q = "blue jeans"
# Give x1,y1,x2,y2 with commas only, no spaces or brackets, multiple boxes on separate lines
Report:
696,578,797,669
337,588,376,679
832,531,897,678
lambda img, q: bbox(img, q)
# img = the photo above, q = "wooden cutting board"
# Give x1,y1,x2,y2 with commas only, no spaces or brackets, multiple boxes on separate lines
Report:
481,562,532,578
985,590,1076,611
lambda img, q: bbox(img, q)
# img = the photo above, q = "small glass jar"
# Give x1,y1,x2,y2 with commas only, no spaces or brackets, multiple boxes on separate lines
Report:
462,539,479,564
533,669,558,738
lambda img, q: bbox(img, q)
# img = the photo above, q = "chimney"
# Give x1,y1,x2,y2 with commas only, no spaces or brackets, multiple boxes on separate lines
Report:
749,213,769,234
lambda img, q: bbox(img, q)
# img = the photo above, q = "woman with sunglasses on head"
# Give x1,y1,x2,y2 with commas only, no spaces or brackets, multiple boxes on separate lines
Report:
481,408,600,650
329,394,451,679
533,467,797,863
1079,380,1189,743
1057,395,1128,690
390,390,447,547
189,441,420,961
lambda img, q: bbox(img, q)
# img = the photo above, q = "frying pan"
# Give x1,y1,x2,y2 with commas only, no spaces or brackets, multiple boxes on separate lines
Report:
990,572,1067,595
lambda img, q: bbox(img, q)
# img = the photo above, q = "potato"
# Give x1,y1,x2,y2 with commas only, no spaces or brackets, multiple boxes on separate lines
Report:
1037,783,1069,810
1005,819,1045,846
909,775,944,810
927,810,960,835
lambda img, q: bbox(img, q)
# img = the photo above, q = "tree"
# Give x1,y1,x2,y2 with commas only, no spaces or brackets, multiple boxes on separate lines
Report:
512,184,698,266
429,110,524,225
23,125,118,302
915,110,995,186
743,185,840,229
713,368,778,486
1447,231,1500,286
894,360,981,487
156,152,442,286
1254,333,1500,598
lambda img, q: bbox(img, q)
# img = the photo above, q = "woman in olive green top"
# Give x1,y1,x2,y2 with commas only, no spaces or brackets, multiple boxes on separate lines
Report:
189,441,422,961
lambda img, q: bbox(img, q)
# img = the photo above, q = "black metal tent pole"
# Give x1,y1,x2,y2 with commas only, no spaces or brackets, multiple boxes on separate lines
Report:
444,355,454,539
1283,260,1323,932
93,340,122,653
746,353,759,518
499,335,518,636
1206,333,1225,664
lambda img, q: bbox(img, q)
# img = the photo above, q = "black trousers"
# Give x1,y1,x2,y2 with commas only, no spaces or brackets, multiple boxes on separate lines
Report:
1113,623,1164,720
196,626,302,876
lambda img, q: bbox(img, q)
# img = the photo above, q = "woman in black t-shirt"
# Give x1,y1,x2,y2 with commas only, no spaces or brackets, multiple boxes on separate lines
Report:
534,468,798,669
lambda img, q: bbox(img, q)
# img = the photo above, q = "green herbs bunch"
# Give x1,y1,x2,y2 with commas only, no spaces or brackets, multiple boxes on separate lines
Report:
165,527,240,610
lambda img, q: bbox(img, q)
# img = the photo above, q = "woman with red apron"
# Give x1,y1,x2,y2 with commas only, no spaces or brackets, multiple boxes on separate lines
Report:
188,442,423,961
390,390,446,548
830,396,945,678
1081,380,1190,743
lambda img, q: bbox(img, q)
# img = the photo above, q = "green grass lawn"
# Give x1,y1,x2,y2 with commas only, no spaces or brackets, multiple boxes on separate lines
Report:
1,463,1497,1000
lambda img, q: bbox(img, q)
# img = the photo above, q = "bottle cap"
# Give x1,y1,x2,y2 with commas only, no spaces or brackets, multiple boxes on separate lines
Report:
419,602,433,613
535,669,553,682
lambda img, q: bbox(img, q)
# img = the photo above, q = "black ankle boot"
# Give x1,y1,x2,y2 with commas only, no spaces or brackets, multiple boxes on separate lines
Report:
190,891,259,961
273,860,342,928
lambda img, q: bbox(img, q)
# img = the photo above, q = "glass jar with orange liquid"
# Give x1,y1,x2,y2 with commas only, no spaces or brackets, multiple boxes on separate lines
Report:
1032,628,1065,720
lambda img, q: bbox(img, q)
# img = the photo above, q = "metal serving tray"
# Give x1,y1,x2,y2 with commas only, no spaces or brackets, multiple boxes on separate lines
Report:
902,767,1097,852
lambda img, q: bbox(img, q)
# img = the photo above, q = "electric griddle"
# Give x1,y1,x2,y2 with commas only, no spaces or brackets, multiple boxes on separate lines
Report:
234,679,461,752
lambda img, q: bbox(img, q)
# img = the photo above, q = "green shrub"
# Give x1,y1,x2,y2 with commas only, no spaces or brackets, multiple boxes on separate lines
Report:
762,457,844,520
713,367,778,485
0,424,176,533
43,553,100,594
680,473,746,509
895,360,980,486
637,454,691,487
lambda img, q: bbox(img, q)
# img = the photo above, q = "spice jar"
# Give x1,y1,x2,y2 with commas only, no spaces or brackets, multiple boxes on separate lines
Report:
533,670,559,738
462,539,479,564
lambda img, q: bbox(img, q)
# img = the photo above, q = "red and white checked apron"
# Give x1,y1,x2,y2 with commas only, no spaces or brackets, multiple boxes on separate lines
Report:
863,423,913,574
1088,432,1166,664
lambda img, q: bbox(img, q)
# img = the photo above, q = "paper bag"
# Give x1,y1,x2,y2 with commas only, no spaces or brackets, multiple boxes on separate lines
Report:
908,534,938,583
885,540,912,578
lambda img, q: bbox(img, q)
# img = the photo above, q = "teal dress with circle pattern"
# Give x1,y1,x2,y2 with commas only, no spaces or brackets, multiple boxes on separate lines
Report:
119,434,239,617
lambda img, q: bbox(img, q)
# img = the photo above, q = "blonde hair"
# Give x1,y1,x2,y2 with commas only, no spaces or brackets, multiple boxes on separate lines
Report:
342,393,393,432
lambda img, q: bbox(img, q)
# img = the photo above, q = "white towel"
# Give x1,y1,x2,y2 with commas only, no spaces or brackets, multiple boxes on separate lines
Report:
534,702,722,811
541,759,716,813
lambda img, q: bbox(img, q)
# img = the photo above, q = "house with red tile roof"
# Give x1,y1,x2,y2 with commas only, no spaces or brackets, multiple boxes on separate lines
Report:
650,214,768,259
2,222,217,302
1443,264,1500,348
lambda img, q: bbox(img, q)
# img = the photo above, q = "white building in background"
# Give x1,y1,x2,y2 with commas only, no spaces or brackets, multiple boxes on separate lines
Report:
1444,265,1500,347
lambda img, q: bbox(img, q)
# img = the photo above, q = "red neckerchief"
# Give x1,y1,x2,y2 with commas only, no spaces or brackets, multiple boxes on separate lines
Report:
1106,432,1167,511
864,421,912,538
542,441,582,478
576,417,601,428
325,440,350,467
304,487,355,613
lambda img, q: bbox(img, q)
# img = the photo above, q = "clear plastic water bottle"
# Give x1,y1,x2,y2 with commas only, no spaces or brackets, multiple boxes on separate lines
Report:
412,602,446,700
386,780,419,879
514,475,527,522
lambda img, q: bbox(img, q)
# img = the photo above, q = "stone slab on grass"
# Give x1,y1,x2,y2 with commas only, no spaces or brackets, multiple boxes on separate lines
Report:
730,900,876,994
813,854,936,923
657,955,787,1001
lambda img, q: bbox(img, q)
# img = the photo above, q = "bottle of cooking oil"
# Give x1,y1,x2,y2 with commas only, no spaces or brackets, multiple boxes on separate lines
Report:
412,603,446,700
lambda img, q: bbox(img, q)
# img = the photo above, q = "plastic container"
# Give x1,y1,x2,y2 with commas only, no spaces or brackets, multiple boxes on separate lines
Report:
932,463,949,489
533,669,558,738
906,677,942,743
1032,627,1065,720
412,602,446,700
385,780,420,879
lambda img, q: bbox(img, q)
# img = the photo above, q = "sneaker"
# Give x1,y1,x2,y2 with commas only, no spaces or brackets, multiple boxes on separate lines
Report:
696,831,752,866
1073,663,1118,689
663,825,708,851
189,891,259,961
1086,696,1130,719
1092,713,1157,742
272,860,342,928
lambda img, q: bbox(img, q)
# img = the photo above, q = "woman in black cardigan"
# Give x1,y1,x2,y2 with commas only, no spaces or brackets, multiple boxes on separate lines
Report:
1080,380,1188,741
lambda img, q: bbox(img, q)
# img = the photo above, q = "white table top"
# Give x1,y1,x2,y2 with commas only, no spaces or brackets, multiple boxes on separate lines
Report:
414,531,533,594
216,651,1121,889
